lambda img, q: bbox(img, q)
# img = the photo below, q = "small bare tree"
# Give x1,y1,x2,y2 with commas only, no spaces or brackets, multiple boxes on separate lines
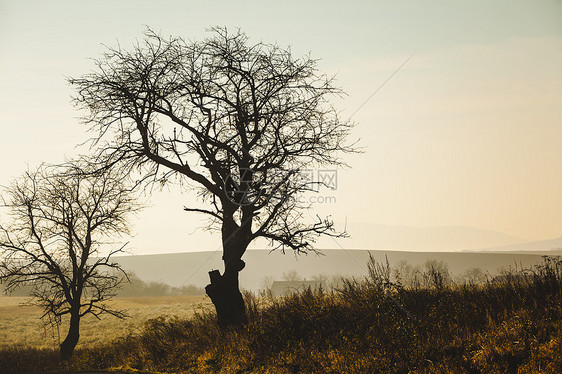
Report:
282,270,302,282
70,27,356,327
422,259,451,289
0,163,141,361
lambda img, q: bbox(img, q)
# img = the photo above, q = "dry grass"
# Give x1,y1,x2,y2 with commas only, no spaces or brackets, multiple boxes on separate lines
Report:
0,295,213,350
1,256,560,373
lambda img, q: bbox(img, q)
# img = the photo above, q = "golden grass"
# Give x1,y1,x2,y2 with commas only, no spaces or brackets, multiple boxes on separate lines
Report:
0,295,213,350
1,257,560,373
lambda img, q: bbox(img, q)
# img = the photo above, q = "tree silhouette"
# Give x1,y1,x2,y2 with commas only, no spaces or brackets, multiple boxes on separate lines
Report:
70,27,356,327
0,163,141,360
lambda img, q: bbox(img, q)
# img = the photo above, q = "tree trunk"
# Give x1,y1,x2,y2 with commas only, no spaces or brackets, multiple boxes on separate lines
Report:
60,311,80,361
206,207,251,328
205,258,247,328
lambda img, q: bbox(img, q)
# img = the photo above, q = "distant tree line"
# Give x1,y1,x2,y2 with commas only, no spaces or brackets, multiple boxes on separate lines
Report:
258,257,505,294
117,273,205,297
2,272,205,298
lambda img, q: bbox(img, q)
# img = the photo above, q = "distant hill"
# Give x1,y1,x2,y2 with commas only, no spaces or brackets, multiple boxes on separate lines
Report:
469,237,562,253
113,249,552,291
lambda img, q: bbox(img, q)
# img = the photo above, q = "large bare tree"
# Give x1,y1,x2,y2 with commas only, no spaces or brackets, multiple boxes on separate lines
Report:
0,163,141,360
70,27,356,327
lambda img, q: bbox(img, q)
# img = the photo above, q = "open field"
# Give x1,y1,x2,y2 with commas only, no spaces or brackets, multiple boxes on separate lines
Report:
0,295,213,349
0,256,560,373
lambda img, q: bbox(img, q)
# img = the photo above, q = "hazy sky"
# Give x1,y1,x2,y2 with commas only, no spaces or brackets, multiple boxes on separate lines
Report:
1,0,561,254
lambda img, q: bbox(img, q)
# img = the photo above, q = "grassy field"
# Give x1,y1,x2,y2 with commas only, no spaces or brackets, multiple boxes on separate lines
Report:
0,256,560,373
0,295,212,350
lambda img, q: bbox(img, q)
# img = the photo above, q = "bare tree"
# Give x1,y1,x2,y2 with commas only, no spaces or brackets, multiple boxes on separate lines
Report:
422,259,452,289
70,27,357,327
0,163,141,361
457,267,487,285
259,275,275,293
282,270,302,282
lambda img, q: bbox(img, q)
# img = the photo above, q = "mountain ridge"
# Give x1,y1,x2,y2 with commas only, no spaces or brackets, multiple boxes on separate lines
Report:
465,237,562,253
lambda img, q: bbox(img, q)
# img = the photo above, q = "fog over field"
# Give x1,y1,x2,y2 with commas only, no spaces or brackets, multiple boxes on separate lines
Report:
107,223,562,290
112,248,559,291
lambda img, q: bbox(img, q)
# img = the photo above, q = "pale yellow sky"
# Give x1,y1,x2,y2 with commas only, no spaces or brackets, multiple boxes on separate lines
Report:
0,0,561,253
